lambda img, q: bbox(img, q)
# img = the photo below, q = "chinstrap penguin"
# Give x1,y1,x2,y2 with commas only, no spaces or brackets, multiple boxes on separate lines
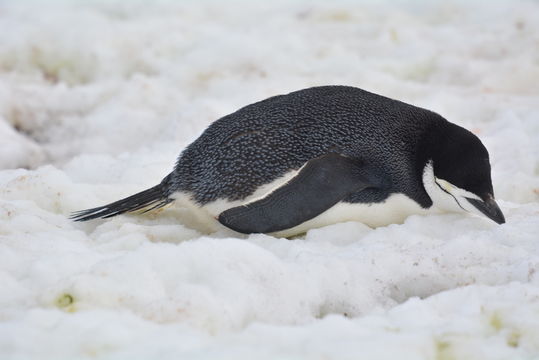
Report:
71,86,505,237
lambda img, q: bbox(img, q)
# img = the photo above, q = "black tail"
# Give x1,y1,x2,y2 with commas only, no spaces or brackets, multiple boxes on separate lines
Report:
71,174,174,222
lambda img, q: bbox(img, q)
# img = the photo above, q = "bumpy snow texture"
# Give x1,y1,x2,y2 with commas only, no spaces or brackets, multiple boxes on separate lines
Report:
1,1,539,359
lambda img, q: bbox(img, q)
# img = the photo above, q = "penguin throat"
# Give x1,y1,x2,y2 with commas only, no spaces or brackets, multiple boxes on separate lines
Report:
422,161,480,214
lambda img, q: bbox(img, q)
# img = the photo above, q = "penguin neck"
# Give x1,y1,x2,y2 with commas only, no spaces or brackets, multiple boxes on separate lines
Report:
414,118,455,208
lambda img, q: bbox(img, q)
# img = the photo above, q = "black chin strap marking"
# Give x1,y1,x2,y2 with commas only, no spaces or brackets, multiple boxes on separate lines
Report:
434,179,467,212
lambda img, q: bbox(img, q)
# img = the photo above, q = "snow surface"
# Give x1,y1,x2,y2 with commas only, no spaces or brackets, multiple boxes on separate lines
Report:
1,0,539,359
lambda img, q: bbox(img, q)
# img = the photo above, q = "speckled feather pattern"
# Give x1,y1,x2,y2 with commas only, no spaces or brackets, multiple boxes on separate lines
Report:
170,86,446,207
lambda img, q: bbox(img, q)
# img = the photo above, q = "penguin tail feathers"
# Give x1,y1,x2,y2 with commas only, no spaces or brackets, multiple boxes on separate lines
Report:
70,174,175,222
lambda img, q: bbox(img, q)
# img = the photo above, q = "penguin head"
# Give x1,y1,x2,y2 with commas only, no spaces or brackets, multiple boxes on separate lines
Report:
421,122,505,224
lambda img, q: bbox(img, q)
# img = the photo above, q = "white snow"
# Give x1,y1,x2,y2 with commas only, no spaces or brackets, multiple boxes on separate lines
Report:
1,0,539,359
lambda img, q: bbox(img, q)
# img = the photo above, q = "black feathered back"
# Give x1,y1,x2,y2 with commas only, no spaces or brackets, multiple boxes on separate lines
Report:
171,86,444,207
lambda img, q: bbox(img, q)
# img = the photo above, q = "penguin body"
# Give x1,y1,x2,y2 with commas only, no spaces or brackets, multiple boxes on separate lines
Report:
72,86,505,236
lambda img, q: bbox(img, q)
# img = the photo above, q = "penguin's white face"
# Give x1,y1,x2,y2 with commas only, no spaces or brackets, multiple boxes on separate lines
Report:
422,161,504,223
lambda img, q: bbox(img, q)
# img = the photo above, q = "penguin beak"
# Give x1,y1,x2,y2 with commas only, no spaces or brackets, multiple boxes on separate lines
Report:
465,194,505,224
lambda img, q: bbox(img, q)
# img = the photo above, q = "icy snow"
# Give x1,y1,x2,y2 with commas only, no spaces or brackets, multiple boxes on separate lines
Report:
1,0,539,359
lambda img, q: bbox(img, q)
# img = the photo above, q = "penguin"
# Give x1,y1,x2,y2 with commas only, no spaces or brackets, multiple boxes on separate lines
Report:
71,86,505,237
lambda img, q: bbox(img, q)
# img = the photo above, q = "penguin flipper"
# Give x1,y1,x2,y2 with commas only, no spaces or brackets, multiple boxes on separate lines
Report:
218,153,375,234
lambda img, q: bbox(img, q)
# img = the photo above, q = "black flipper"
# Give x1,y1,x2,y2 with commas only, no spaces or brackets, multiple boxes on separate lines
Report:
218,153,378,234
70,174,174,221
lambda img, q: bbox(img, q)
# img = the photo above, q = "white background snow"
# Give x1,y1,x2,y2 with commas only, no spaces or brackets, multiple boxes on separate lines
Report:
1,0,539,359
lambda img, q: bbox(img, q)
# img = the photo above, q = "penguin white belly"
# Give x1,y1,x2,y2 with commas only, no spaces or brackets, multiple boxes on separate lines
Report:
173,169,436,237
270,194,434,238
173,169,302,233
